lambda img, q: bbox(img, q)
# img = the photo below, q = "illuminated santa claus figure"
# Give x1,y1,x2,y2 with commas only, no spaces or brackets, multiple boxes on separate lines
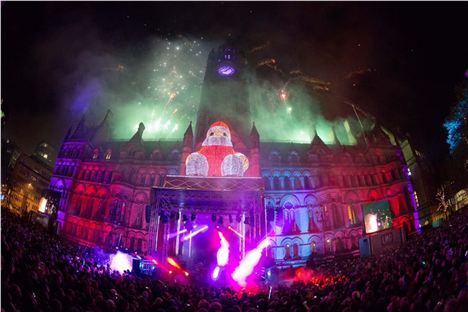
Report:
186,121,249,177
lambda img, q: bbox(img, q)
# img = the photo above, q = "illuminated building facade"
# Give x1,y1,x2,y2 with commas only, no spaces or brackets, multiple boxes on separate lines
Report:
49,44,419,268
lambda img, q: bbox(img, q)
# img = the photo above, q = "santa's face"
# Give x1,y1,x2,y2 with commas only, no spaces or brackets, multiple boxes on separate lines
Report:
202,123,233,147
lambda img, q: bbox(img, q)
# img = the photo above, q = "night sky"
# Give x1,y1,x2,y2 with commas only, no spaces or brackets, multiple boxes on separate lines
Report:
2,2,468,171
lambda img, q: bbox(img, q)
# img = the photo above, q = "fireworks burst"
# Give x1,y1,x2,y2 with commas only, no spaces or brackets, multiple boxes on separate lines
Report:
112,37,209,140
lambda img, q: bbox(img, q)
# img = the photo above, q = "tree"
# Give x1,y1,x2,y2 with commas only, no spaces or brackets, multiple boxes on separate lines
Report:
435,186,450,220
443,82,468,190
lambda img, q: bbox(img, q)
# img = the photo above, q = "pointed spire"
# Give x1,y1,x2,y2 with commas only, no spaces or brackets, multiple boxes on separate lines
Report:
129,122,145,143
91,109,113,142
64,127,72,141
70,114,87,139
311,127,325,146
311,126,328,155
249,122,260,148
75,114,86,131
250,121,259,137
98,109,112,128
310,126,317,143
184,121,193,137
183,121,193,147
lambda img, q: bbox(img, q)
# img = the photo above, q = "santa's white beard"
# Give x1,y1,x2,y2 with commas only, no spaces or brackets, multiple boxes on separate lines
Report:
202,136,233,147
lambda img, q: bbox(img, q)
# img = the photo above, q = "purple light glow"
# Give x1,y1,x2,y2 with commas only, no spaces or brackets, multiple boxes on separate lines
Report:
182,225,208,241
231,238,272,287
109,251,133,274
216,231,230,267
227,226,244,239
217,65,235,76
212,266,221,280
167,228,188,239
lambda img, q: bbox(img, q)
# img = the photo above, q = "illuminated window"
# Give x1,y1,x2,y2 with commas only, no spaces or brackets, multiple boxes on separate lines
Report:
311,241,317,254
407,168,412,176
413,191,419,207
348,205,357,225
105,149,112,160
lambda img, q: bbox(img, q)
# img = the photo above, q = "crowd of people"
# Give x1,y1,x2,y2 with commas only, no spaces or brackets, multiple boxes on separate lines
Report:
2,207,467,312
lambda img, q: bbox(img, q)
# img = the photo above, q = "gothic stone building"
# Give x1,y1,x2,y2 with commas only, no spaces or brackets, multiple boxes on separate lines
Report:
49,45,418,268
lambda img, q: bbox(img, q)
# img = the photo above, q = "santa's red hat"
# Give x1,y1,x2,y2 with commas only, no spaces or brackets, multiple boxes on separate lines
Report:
209,121,230,129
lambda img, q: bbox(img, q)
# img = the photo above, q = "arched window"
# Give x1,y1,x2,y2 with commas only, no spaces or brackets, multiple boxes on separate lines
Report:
333,204,344,228
284,244,291,259
105,149,112,160
325,239,333,254
84,198,94,219
284,176,292,190
92,148,99,160
110,200,118,222
269,151,281,163
263,177,271,190
170,150,181,161
304,176,311,189
292,243,299,259
74,197,83,216
273,176,281,190
294,177,302,189
311,241,317,255
318,175,324,188
151,149,161,160
288,151,299,164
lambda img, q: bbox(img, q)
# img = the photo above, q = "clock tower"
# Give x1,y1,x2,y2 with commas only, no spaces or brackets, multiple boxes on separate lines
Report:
195,43,252,147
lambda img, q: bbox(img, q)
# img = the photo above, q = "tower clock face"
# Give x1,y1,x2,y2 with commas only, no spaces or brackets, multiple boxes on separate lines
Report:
217,65,236,76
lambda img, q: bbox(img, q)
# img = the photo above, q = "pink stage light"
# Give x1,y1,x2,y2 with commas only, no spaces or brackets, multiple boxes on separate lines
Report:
182,225,208,241
167,229,187,239
167,257,182,270
216,231,230,267
212,231,231,281
109,251,133,274
212,266,220,280
227,226,244,239
231,238,272,287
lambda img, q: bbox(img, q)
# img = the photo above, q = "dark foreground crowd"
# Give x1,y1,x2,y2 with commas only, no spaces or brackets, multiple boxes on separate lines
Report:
2,208,467,312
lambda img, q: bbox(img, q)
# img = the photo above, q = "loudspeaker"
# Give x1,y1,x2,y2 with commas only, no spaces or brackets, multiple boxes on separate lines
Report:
132,258,141,275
